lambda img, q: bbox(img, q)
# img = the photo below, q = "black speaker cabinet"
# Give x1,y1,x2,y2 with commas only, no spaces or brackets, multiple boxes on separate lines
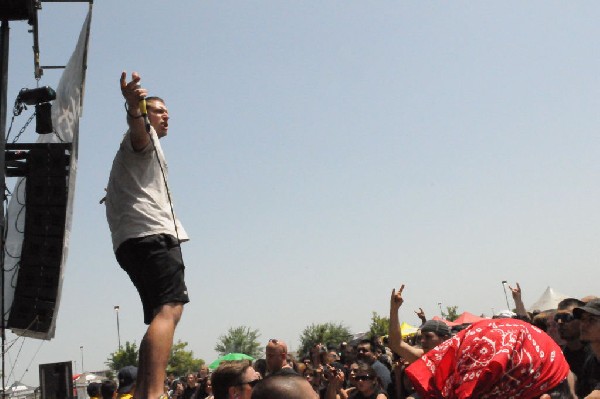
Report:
39,361,73,399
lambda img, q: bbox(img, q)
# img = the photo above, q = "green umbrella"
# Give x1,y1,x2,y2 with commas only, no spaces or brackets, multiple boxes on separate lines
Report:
208,353,254,369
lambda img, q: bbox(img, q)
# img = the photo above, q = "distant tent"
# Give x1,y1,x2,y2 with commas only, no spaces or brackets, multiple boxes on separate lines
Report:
73,373,102,383
527,286,570,312
454,311,487,325
3,381,36,398
400,322,418,338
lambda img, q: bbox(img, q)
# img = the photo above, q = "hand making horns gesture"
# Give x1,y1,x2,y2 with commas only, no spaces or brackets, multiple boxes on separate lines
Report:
415,307,426,321
390,284,405,310
508,282,522,301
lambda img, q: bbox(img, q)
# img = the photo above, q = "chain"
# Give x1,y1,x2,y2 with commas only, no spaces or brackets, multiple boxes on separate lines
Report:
10,112,36,144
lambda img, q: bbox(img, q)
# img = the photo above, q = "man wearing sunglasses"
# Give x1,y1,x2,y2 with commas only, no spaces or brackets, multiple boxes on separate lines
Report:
355,340,392,394
555,298,589,395
211,361,262,399
573,299,600,399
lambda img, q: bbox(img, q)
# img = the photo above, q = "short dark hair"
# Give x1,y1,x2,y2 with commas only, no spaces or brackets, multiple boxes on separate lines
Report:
357,339,373,350
557,298,585,310
354,361,383,389
211,360,251,399
100,380,117,399
372,342,385,354
145,96,165,106
253,358,267,378
86,382,100,397
532,312,550,332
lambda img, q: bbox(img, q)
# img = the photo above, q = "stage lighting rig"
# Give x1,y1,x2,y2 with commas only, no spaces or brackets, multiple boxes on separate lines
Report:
16,86,55,105
15,86,56,134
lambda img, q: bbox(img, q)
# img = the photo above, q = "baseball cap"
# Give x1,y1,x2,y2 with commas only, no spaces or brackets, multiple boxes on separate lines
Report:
573,298,600,319
420,320,451,337
117,365,138,394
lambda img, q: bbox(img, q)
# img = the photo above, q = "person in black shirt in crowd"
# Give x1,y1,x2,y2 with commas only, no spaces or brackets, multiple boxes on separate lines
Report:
573,299,600,399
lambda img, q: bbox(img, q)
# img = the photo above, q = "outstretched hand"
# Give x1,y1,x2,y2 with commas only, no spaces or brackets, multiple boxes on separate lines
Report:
120,71,148,110
391,284,405,310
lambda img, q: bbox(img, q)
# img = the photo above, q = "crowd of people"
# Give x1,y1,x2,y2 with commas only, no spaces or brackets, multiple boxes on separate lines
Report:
85,283,598,399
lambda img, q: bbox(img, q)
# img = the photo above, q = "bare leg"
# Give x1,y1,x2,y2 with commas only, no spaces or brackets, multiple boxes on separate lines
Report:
135,302,183,399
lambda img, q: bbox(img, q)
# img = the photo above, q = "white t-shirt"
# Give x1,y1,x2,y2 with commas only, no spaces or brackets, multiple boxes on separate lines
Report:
105,127,188,251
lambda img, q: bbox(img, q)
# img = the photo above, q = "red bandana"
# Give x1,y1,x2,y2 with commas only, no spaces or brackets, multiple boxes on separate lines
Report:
405,319,569,399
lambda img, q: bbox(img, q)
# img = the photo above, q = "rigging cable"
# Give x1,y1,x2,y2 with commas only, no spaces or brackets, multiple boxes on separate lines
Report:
17,339,45,384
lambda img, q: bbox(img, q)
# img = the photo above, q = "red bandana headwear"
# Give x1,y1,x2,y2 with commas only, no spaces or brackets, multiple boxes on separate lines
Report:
405,319,569,399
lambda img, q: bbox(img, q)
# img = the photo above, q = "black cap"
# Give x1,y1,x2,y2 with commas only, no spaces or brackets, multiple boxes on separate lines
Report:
117,365,138,394
573,298,600,319
420,320,451,337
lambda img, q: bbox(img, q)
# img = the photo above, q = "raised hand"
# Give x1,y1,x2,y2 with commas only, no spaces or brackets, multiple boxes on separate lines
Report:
390,284,405,311
415,307,426,323
508,282,522,301
120,71,148,110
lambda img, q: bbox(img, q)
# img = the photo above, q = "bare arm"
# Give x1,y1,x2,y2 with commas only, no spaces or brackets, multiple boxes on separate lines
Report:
414,308,427,325
325,368,344,399
310,344,323,367
389,285,424,364
508,282,529,320
120,71,150,151
585,390,600,399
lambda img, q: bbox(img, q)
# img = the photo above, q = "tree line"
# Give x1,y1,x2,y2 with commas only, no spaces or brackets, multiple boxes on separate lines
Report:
105,307,460,376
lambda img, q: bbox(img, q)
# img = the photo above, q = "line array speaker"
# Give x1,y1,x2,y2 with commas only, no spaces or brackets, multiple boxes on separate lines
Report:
7,143,71,334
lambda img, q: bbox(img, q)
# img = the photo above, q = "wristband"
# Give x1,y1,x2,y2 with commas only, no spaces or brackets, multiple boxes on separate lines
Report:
124,102,143,119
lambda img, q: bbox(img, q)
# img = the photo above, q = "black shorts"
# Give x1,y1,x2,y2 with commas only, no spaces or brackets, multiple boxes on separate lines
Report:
116,234,190,324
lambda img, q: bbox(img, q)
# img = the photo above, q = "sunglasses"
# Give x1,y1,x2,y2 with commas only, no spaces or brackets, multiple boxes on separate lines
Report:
554,313,575,323
355,375,374,381
235,379,262,388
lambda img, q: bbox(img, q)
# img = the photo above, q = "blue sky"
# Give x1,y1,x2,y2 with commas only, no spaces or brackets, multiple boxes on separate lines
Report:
3,1,600,386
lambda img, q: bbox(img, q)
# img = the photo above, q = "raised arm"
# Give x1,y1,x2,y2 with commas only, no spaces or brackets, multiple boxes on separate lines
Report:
120,71,151,151
414,308,427,325
324,367,345,399
509,282,529,320
389,285,424,364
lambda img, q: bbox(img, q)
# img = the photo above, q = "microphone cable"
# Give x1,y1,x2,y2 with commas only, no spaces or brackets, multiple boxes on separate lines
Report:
139,98,185,259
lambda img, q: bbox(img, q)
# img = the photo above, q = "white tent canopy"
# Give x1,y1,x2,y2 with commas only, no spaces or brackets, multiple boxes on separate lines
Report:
3,381,37,398
527,286,570,312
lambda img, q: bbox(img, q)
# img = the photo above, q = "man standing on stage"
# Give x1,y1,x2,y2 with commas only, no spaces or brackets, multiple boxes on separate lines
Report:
105,71,190,399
